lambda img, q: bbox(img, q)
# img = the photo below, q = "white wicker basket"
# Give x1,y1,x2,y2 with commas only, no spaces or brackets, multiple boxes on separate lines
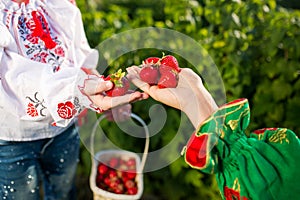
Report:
89,113,149,200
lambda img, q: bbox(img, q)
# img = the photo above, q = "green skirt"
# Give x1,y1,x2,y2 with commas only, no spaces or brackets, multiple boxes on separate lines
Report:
182,98,300,200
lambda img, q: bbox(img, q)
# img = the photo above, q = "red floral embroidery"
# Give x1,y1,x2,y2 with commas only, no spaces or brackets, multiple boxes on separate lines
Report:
31,52,49,63
31,11,56,49
16,9,66,72
26,18,36,32
55,66,61,72
224,186,248,200
26,34,39,44
57,101,77,119
253,128,278,135
26,92,47,117
27,103,39,117
54,46,65,57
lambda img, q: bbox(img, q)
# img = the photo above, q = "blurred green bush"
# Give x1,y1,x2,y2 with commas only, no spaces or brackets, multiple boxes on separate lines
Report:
75,0,300,199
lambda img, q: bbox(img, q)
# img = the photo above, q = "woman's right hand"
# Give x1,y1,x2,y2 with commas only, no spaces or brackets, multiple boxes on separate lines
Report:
126,66,218,129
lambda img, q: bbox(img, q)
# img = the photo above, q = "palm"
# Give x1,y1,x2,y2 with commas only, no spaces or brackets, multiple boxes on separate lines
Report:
127,67,203,111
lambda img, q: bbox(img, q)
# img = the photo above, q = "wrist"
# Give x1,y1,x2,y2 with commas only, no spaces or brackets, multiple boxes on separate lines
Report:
183,85,218,129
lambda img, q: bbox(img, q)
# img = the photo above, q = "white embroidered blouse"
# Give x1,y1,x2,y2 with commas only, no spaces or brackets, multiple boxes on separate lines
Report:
0,0,102,141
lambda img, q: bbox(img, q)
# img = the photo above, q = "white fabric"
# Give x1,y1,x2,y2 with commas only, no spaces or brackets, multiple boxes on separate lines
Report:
0,0,101,141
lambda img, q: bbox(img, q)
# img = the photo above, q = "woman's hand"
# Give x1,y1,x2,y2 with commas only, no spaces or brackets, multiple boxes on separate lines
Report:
127,66,218,129
82,76,149,111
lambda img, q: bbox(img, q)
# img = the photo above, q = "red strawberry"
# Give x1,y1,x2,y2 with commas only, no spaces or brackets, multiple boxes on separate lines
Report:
108,177,120,189
127,187,138,195
105,69,130,97
113,183,124,194
124,179,136,189
108,157,119,168
108,170,118,178
126,157,136,169
159,64,174,75
144,57,160,64
104,177,111,186
97,163,109,174
157,71,178,88
139,64,159,85
160,55,181,73
96,174,104,186
123,169,137,180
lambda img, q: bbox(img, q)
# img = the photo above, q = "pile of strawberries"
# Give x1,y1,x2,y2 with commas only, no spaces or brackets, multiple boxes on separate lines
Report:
139,54,181,88
95,156,138,195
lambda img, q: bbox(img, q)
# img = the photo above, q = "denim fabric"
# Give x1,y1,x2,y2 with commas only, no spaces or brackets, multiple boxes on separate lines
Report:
0,124,80,200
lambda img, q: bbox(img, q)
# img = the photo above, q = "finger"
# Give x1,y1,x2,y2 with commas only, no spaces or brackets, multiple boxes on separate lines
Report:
101,92,143,110
83,79,113,96
96,80,114,94
127,67,151,93
126,66,141,79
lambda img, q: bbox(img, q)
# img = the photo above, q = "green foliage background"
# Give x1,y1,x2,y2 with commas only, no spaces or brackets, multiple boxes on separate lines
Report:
75,0,300,199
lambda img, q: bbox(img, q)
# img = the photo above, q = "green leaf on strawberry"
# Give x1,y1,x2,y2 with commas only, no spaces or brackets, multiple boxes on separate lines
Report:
105,69,130,97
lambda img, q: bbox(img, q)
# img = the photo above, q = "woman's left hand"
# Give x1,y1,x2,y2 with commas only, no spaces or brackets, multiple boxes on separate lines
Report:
82,76,149,111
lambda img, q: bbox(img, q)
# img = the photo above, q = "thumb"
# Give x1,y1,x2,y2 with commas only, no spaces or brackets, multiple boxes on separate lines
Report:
83,79,113,96
97,80,114,93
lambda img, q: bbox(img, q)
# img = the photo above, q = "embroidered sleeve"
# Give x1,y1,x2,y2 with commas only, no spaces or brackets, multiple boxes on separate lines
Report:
40,65,103,127
182,98,300,200
0,1,102,128
181,98,250,174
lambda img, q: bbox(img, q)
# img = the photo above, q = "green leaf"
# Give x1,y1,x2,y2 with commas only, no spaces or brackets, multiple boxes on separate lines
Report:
271,78,293,101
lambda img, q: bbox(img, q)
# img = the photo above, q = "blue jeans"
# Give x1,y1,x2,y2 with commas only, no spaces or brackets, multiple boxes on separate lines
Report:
0,124,80,200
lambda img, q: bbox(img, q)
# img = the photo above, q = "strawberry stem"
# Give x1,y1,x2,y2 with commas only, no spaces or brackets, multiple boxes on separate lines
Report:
109,69,126,87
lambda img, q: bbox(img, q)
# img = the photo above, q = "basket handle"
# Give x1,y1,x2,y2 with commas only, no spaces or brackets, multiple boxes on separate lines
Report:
90,113,149,173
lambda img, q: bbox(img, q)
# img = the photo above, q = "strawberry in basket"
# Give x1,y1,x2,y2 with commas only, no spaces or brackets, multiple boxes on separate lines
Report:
96,156,138,195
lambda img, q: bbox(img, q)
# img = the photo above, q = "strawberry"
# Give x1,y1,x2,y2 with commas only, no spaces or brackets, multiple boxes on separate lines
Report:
139,64,159,85
108,157,119,168
144,57,160,64
108,177,120,189
159,64,174,75
97,163,109,174
108,170,118,178
105,69,130,97
123,169,137,180
113,183,124,194
157,71,178,89
126,157,136,169
127,187,138,195
104,176,111,186
160,55,181,73
124,179,136,189
95,156,139,195
96,174,104,186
